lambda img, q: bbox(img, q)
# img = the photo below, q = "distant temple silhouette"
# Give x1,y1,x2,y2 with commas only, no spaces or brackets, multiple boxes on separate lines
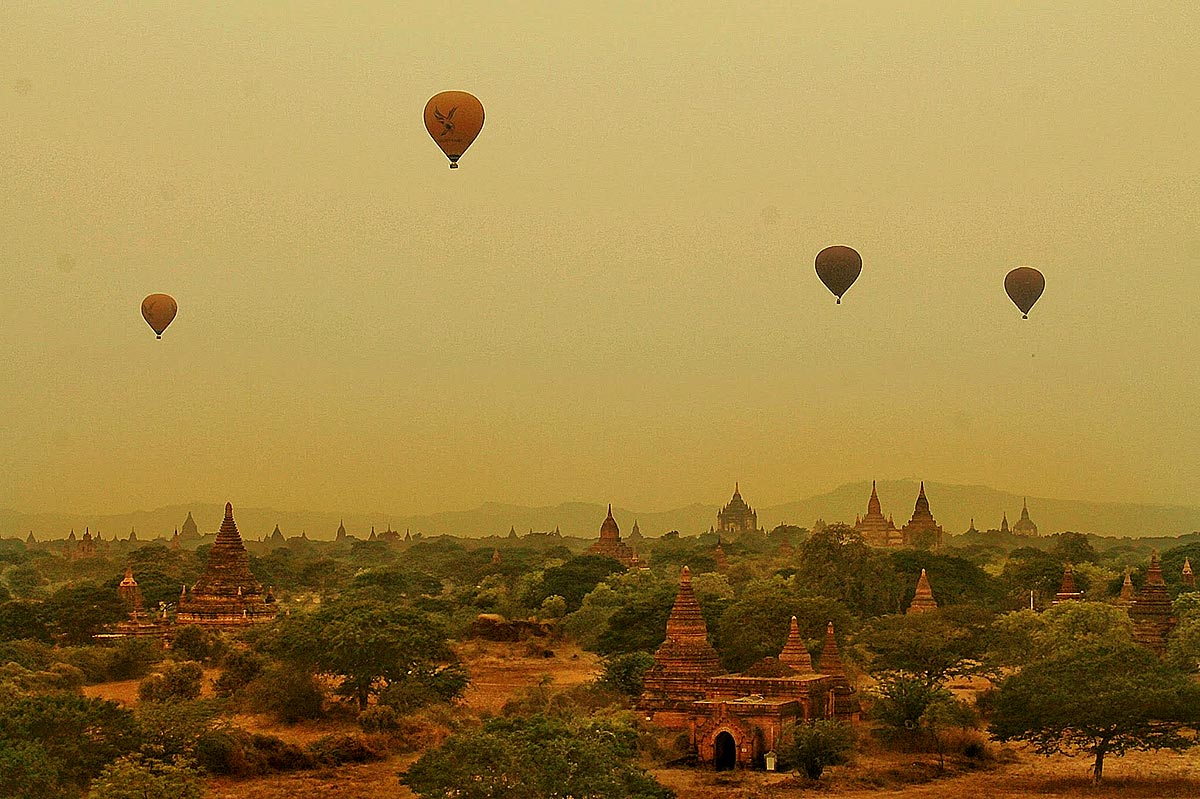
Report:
855,482,943,548
585,505,636,568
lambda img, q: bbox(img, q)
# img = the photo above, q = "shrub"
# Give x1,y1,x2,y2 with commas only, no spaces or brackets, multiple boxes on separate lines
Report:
244,666,325,723
782,720,855,780
138,661,203,703
357,705,400,733
213,649,265,697
170,626,216,663
86,754,204,799
309,733,385,765
598,652,655,696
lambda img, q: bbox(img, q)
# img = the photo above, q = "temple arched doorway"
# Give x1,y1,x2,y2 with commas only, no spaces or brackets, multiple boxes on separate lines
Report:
714,731,737,770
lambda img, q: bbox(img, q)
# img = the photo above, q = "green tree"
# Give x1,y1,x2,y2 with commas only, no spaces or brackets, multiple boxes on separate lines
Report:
401,715,674,799
0,693,142,791
989,642,1200,783
530,555,625,613
0,600,51,642
1051,532,1098,565
859,607,990,688
87,755,205,799
169,625,216,663
795,524,905,616
782,720,854,780
868,675,950,740
47,583,126,645
598,652,655,696
138,661,203,703
920,694,977,770
268,599,463,709
716,580,850,672
984,602,1134,673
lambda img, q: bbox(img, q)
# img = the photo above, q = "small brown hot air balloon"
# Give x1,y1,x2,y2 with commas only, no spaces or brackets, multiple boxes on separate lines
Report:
815,246,862,304
423,91,484,169
1004,267,1045,319
141,293,177,339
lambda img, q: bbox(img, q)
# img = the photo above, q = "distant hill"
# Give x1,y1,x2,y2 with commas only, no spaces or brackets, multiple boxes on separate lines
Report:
4,481,1199,541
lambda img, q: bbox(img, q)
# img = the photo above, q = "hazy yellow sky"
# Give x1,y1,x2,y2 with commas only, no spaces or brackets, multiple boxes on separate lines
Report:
3,2,1199,515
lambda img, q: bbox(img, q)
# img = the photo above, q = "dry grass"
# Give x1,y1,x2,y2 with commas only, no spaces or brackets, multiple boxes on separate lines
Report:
206,754,419,799
454,638,602,714
652,746,1200,799
78,644,1200,798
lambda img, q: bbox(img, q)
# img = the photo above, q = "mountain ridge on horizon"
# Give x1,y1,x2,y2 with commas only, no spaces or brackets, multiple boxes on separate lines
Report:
5,480,1200,542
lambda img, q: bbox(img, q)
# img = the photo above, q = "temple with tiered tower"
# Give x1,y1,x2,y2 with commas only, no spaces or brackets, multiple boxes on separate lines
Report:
854,481,901,547
716,484,761,537
900,483,943,548
640,566,858,769
177,503,277,626
584,505,636,567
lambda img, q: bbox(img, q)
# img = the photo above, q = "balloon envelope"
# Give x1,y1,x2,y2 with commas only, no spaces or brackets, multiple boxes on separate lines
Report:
141,294,177,339
424,91,484,169
815,246,862,304
1004,267,1045,318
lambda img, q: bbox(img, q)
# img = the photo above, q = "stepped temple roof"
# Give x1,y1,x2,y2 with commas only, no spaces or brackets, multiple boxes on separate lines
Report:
1184,557,1195,588
1118,568,1136,602
907,568,938,614
177,503,276,626
778,616,814,673
856,481,902,547
1012,498,1039,536
717,483,761,537
641,567,725,711
180,511,200,541
900,482,943,547
1129,551,1176,655
1053,564,1084,603
585,505,635,567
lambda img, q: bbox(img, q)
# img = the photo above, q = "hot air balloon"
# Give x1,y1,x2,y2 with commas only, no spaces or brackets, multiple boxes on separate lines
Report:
424,91,484,169
815,246,862,304
141,293,177,339
1004,267,1045,319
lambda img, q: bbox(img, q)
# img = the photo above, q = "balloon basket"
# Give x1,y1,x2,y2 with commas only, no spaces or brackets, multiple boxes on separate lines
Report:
449,163,459,169
1022,315,1028,320
156,334,162,339
836,298,841,305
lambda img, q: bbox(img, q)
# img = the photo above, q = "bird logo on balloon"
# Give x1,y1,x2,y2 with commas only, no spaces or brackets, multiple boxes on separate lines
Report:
433,106,457,137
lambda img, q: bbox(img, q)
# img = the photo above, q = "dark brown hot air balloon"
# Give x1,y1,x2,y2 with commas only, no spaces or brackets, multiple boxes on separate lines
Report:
141,293,177,339
424,91,484,169
1004,267,1045,319
815,246,862,304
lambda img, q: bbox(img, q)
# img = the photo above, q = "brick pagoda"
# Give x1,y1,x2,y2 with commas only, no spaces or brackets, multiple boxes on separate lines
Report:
906,568,938,614
177,503,277,626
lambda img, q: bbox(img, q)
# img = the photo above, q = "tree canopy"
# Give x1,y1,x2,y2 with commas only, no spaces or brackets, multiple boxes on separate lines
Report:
989,642,1200,782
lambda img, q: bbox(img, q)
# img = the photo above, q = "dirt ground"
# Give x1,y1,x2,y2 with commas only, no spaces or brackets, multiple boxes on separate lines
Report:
81,643,1200,798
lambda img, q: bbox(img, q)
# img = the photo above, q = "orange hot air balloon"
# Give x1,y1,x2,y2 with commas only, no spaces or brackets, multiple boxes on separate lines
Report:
814,245,862,304
1004,267,1045,319
424,91,484,169
141,293,177,339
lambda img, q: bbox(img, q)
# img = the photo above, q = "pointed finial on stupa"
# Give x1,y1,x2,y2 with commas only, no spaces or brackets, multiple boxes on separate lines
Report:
779,615,814,672
224,502,233,519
